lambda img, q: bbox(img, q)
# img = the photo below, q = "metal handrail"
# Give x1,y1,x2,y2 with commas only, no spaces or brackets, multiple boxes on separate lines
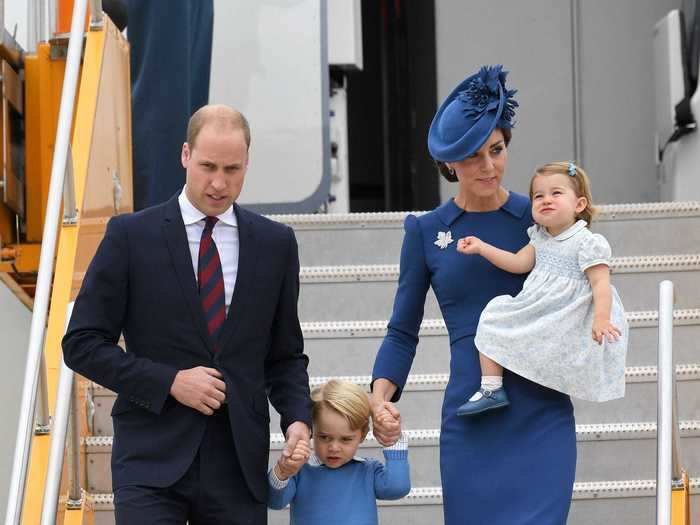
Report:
656,280,683,524
3,0,89,522
40,303,79,525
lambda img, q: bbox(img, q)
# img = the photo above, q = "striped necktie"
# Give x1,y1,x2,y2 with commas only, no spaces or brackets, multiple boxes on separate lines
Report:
198,216,226,350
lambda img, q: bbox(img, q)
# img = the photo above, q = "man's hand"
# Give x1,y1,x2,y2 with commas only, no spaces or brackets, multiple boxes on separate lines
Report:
274,439,311,481
370,398,401,447
169,366,226,415
283,421,311,461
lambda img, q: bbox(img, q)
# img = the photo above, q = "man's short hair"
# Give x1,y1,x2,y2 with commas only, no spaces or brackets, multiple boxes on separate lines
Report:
186,104,251,150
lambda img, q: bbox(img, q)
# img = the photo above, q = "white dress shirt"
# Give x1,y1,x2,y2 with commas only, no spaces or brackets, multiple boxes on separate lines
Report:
178,188,239,313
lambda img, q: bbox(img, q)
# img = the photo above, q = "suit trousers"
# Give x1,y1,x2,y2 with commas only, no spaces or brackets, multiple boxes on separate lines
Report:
113,408,267,524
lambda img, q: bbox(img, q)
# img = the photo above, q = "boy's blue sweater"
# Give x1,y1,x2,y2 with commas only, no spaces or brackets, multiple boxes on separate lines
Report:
268,438,410,524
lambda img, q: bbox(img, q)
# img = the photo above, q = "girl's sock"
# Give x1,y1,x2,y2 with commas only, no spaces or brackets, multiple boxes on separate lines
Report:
468,376,503,402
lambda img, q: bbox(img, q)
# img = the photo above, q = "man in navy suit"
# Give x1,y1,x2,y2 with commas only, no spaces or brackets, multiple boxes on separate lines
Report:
63,104,312,524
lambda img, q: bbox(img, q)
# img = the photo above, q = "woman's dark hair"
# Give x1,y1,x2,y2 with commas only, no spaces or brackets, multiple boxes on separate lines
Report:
435,127,512,182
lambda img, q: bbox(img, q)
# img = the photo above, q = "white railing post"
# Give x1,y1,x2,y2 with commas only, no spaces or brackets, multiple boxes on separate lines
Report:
656,280,679,524
3,0,88,522
39,303,77,525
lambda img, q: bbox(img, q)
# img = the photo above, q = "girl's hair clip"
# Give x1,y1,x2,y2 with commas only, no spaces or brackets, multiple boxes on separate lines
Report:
567,162,577,177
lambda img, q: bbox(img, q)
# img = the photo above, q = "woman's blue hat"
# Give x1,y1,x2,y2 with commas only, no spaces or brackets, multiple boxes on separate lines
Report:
428,65,518,162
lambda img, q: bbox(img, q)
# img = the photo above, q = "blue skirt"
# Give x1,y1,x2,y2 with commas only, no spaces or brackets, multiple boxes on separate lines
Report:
440,336,576,524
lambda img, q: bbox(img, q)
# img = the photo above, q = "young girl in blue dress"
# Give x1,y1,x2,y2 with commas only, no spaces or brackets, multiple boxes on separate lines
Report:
456,161,628,416
268,379,410,524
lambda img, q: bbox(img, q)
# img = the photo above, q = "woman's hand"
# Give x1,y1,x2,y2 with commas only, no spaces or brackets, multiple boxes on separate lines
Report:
592,318,622,345
370,397,402,447
457,236,483,255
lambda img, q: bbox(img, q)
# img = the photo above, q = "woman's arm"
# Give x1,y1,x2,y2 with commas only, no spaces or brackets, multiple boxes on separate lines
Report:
457,236,535,274
585,264,622,344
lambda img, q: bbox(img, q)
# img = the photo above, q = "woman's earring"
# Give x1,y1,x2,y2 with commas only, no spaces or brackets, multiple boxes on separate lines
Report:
448,167,455,176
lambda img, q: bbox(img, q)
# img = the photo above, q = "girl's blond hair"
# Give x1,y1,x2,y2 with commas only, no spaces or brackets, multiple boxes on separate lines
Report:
529,161,597,224
311,380,370,436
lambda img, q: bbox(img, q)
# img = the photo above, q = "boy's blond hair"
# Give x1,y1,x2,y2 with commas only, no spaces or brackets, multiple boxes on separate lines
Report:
311,380,371,436
529,161,597,224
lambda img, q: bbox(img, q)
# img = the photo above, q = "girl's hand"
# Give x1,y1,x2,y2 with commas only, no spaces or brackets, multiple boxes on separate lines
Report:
592,318,622,345
457,236,483,255
275,439,311,480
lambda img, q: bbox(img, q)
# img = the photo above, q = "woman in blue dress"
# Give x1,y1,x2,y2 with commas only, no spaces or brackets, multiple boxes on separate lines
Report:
370,65,576,524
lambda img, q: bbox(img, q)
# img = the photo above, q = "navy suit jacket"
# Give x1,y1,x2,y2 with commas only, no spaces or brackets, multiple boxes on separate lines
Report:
62,194,312,502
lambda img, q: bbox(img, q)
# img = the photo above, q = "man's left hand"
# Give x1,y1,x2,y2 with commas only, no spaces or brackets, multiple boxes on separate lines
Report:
283,421,311,460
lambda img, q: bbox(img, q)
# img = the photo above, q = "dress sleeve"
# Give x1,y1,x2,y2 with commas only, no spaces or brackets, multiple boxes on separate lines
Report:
372,215,430,402
527,224,540,245
578,233,612,271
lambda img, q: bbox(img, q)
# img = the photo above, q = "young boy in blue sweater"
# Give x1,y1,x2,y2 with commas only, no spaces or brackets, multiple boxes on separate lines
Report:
268,379,410,524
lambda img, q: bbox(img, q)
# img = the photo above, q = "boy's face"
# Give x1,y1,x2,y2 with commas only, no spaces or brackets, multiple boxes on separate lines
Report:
313,408,365,469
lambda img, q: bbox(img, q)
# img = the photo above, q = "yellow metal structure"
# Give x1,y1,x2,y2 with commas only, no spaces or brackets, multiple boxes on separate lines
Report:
24,42,70,243
20,14,132,524
0,41,67,277
671,470,691,525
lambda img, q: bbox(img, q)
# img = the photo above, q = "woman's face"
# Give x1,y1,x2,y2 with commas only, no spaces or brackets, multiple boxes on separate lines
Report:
447,129,508,199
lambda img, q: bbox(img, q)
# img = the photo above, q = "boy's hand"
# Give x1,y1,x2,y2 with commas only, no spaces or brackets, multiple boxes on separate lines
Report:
274,439,310,480
371,400,401,446
592,318,622,345
457,236,483,255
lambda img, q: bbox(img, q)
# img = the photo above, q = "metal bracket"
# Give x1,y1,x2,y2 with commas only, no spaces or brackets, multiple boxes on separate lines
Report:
34,422,51,436
63,145,79,225
49,37,69,60
65,497,83,510
112,168,122,214
90,0,104,30
671,478,686,490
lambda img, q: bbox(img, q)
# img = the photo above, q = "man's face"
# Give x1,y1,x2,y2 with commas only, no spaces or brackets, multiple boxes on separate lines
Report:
181,125,248,216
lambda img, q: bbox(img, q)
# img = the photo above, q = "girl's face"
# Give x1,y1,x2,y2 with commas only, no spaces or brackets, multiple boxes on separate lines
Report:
446,129,507,200
531,174,588,236
312,408,365,469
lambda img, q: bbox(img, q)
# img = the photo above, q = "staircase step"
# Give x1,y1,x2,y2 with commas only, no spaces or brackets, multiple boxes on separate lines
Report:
84,419,700,492
272,202,700,266
87,478,700,525
89,364,700,437
297,309,700,377
297,255,700,321
278,367,700,429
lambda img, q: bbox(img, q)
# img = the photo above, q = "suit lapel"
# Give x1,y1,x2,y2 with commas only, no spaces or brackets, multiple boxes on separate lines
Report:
219,204,258,350
162,196,214,354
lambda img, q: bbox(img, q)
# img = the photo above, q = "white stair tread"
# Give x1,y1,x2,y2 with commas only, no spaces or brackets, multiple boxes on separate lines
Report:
89,363,700,399
268,201,700,229
300,308,700,336
87,477,700,509
89,363,700,400
298,254,700,282
84,420,700,450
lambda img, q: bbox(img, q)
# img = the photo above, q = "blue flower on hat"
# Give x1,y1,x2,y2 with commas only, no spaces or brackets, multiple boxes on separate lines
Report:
457,65,518,128
428,64,519,163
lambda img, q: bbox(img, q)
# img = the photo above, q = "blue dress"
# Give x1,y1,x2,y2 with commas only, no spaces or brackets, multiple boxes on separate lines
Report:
372,193,576,525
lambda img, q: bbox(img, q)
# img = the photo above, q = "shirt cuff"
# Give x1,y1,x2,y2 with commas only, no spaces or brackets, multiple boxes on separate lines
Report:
268,467,290,489
382,432,408,460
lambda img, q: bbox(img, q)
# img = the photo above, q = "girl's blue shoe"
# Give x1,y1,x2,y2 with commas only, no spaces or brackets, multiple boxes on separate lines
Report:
456,388,510,416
